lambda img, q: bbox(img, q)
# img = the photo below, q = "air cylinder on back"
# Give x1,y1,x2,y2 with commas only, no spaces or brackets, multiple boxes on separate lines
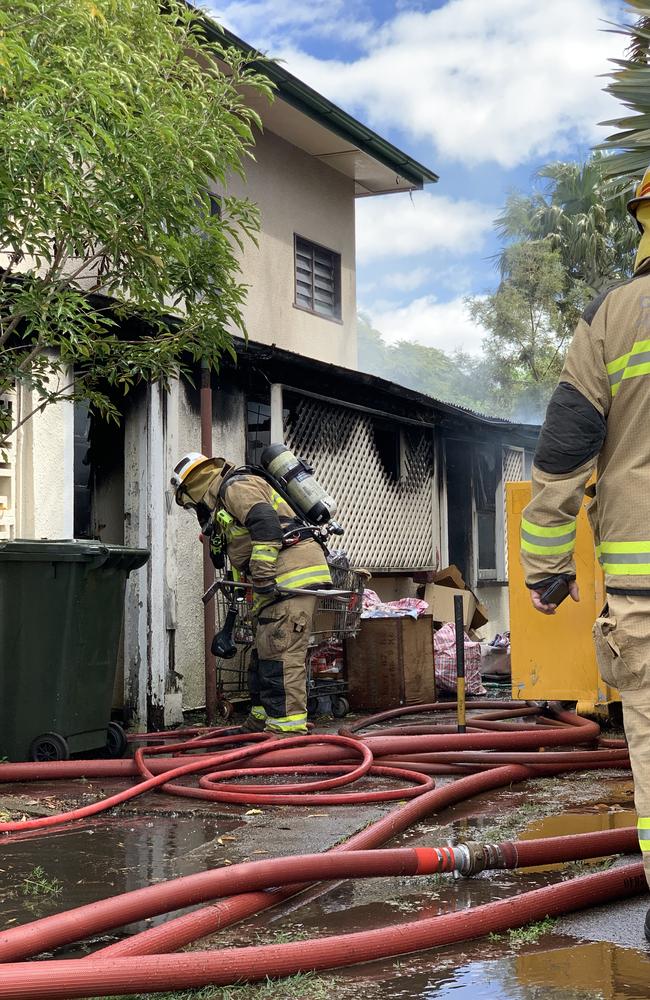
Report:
261,444,337,525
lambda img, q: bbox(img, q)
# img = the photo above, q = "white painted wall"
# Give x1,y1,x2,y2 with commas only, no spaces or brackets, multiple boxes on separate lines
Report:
224,129,357,370
174,380,247,711
14,374,74,539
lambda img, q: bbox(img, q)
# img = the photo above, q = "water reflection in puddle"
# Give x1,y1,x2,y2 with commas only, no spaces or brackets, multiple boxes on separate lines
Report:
337,941,650,999
0,814,241,934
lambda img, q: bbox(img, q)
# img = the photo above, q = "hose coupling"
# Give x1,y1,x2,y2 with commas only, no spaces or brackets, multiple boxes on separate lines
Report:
454,841,508,876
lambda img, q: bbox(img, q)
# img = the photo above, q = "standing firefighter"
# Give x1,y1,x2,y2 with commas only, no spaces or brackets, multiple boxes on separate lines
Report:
172,453,331,735
521,165,650,935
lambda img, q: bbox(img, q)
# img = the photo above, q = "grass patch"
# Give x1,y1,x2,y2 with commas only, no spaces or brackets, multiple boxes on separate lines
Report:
20,866,62,897
489,917,556,948
94,972,336,1000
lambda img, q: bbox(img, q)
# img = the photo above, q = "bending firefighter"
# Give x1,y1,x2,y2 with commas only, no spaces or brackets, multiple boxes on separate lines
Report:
172,452,332,735
520,163,650,935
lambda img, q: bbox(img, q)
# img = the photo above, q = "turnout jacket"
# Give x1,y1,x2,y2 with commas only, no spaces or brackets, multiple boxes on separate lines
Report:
204,471,331,593
521,261,650,594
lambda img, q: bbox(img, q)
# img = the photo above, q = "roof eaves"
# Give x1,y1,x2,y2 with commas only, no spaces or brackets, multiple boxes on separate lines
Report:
198,18,439,190
230,338,540,433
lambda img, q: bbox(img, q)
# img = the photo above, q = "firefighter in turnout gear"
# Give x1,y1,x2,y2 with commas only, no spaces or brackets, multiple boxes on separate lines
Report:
172,453,331,735
520,163,650,933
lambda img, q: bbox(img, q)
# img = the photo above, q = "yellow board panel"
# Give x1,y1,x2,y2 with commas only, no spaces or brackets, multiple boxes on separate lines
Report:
506,481,618,708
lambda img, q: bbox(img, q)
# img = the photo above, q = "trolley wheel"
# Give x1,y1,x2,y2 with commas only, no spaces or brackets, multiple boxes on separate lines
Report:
104,721,128,759
307,696,320,717
331,696,349,719
29,732,70,762
216,699,234,722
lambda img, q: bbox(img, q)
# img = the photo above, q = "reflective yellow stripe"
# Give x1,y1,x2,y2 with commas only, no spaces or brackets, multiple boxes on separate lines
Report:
520,516,576,556
521,517,576,538
271,491,283,510
251,543,280,564
266,713,308,731
597,541,650,574
638,818,650,851
521,538,575,556
250,705,267,720
637,817,650,829
276,565,331,589
607,339,650,396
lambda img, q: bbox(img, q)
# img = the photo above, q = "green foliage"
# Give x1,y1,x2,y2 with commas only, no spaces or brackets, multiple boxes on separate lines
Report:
20,865,62,897
599,3,650,182
0,0,273,445
488,917,556,948
495,155,637,295
96,972,334,1000
467,241,581,421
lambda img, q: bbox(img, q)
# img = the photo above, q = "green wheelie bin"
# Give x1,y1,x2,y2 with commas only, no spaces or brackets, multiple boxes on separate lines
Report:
0,539,149,762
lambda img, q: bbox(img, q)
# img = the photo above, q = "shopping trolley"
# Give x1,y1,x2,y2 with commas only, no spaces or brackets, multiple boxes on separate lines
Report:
204,563,365,720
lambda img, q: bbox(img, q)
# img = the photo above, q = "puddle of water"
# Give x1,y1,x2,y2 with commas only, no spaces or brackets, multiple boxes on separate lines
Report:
334,941,650,999
516,808,637,874
0,814,242,936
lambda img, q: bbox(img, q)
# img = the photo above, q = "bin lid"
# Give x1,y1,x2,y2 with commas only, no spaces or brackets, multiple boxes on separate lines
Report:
0,539,150,570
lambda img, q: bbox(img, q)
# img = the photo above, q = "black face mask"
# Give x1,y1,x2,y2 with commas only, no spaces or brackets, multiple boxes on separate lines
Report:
195,501,213,532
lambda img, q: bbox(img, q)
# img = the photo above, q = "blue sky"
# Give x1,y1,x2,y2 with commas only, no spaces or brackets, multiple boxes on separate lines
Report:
209,0,626,356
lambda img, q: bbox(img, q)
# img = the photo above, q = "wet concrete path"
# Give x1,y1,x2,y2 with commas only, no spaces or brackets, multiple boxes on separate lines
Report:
0,732,649,998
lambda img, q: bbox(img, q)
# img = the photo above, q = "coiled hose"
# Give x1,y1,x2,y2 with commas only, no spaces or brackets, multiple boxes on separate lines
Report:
0,702,641,998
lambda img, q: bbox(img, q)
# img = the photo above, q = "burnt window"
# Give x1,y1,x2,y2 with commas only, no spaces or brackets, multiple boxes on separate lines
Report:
475,444,498,580
294,235,341,320
372,421,402,482
74,402,93,538
246,398,271,466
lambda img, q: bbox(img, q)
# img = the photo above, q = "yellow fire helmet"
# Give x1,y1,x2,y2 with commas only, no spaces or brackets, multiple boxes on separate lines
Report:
627,164,650,231
171,453,229,507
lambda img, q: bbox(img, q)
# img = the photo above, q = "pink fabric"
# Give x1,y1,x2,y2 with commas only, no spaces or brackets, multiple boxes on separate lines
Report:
434,622,487,695
361,589,429,619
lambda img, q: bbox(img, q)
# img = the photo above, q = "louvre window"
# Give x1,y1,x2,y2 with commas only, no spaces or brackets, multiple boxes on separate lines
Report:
294,235,341,320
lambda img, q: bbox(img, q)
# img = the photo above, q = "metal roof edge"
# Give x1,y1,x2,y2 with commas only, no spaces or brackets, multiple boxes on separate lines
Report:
228,338,540,434
197,16,439,190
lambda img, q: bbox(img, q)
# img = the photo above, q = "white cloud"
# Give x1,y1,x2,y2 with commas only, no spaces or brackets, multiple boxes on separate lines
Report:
356,191,496,263
366,294,488,355
211,0,373,47
266,0,623,167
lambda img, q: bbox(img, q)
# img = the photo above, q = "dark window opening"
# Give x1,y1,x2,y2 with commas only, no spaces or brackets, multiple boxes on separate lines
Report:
74,401,93,538
475,444,498,580
446,440,473,585
372,422,401,482
294,235,341,321
246,398,271,466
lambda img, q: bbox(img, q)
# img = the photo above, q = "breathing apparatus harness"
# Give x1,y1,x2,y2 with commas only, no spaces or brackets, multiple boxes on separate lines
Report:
203,444,344,568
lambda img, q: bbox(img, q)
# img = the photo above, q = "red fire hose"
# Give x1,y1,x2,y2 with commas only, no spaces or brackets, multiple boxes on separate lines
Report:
0,703,641,999
0,862,645,999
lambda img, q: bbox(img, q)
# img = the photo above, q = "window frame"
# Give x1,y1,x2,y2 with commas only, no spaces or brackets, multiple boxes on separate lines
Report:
293,234,342,323
473,442,500,583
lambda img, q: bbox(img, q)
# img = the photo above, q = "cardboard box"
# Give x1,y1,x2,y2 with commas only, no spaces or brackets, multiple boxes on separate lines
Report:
433,566,467,590
423,583,476,627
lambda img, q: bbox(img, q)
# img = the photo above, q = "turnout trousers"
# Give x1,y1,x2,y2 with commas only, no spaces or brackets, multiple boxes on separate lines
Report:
247,595,317,734
594,594,650,888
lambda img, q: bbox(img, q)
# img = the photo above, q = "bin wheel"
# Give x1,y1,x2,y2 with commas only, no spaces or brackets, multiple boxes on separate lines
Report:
105,722,128,759
307,696,319,717
29,732,70,762
331,696,349,719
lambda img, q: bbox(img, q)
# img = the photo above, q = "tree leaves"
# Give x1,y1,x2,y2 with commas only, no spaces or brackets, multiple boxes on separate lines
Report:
0,0,273,445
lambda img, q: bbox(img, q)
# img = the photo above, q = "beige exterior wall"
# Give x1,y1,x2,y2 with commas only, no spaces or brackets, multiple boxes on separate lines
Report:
225,129,358,370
